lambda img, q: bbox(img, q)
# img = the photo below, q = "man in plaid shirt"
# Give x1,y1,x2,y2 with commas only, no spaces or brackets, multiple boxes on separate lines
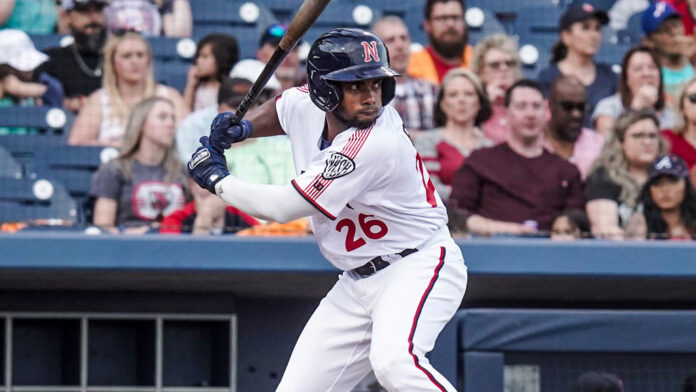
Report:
373,16,439,131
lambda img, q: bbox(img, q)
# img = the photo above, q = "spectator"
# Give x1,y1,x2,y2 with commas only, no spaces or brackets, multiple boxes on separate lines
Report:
449,79,584,236
544,75,605,179
372,15,439,131
627,155,696,239
642,1,696,108
472,33,522,143
408,0,472,85
256,24,301,91
69,31,187,147
0,0,57,33
0,29,64,134
593,45,676,138
550,209,590,240
160,178,258,234
104,0,192,37
413,68,492,201
538,3,617,127
90,96,188,234
662,77,696,170
42,0,108,113
182,33,239,111
585,109,668,239
571,371,624,392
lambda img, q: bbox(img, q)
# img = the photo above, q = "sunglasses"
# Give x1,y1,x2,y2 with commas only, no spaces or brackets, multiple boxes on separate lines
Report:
687,92,696,104
555,100,587,112
485,60,518,70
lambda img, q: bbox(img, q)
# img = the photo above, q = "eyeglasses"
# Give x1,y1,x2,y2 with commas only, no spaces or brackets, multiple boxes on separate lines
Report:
628,132,660,141
554,100,587,112
429,14,464,23
687,92,696,103
485,60,518,70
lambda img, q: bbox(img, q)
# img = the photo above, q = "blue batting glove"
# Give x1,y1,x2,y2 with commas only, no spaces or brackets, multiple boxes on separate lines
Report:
188,136,230,194
209,112,253,151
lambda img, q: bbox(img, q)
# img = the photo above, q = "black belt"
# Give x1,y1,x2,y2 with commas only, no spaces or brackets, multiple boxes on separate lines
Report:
352,248,418,277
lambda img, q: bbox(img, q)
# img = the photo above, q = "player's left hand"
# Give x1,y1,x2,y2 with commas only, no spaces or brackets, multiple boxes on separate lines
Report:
209,112,253,152
188,136,230,194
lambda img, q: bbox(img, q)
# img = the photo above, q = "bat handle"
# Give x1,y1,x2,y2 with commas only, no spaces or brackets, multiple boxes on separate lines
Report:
235,48,290,121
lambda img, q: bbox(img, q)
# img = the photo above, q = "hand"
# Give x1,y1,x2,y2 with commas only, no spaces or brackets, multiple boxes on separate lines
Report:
209,112,253,151
630,84,658,109
187,64,201,84
188,136,230,194
486,82,506,106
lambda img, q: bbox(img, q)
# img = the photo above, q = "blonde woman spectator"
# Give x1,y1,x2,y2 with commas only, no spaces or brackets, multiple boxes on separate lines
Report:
593,46,675,138
414,68,492,201
69,31,187,146
585,109,668,239
471,33,522,143
662,77,696,170
105,0,192,37
90,96,189,234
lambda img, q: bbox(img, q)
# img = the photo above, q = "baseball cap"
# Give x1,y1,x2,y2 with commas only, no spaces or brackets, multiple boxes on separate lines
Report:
571,371,623,392
0,29,49,72
648,155,689,183
259,24,287,48
62,0,108,11
559,3,609,30
229,59,282,91
642,1,681,35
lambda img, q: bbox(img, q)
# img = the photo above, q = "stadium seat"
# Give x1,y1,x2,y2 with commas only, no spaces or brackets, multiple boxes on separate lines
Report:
469,0,560,33
0,107,74,138
0,177,78,225
565,0,618,11
513,6,564,41
148,36,196,62
0,145,23,179
301,3,382,44
154,60,190,92
466,8,507,46
29,33,72,51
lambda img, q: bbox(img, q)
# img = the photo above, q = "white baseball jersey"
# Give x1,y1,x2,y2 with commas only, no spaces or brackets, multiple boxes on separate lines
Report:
276,85,448,271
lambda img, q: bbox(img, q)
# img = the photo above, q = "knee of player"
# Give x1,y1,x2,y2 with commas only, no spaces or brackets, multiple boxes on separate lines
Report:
369,348,412,380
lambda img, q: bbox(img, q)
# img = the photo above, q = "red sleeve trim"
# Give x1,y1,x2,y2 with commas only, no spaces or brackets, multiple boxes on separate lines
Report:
291,179,336,220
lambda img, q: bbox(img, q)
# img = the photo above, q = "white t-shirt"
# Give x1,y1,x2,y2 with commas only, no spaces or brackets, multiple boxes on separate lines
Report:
276,85,448,270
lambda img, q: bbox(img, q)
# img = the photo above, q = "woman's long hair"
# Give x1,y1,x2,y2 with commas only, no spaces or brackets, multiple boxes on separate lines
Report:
194,33,239,83
674,77,696,136
639,176,696,239
116,96,182,184
101,31,156,130
589,109,668,208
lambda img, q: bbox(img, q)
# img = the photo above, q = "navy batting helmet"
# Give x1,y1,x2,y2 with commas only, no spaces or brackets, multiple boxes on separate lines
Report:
307,28,400,112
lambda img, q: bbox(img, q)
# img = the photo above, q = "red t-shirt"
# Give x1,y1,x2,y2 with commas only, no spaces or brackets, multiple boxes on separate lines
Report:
662,129,696,169
667,0,696,36
426,46,461,83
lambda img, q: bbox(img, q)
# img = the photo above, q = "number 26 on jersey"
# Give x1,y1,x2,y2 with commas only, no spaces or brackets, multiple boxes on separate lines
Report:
335,213,388,252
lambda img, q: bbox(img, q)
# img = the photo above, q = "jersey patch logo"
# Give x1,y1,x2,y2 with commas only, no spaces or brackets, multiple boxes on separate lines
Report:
361,41,380,62
322,152,356,180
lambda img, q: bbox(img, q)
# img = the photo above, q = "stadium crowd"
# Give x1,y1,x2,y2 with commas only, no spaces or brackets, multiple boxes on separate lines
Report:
0,0,695,240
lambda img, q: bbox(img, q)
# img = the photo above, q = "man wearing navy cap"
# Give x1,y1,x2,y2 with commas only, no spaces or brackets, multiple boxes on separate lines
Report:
42,0,108,112
643,1,696,109
256,24,302,91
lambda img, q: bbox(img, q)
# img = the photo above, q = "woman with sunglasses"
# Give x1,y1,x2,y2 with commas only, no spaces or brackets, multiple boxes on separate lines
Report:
662,77,696,170
69,31,188,147
471,34,522,144
626,155,696,240
585,109,668,239
414,68,492,201
537,4,617,127
592,46,676,139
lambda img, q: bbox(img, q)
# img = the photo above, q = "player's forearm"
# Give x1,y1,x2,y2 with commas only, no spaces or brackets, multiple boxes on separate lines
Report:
215,176,314,223
245,98,285,138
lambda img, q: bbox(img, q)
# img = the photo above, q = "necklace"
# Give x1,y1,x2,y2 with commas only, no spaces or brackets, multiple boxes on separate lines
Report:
70,45,103,77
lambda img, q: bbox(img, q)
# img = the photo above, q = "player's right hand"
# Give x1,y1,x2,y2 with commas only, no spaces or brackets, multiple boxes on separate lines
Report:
209,112,253,151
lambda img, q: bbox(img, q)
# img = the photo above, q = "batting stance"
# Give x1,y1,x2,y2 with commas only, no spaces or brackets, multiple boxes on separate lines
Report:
188,28,467,391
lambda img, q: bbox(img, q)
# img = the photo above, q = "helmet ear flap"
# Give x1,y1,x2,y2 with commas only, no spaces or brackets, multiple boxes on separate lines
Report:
325,80,343,112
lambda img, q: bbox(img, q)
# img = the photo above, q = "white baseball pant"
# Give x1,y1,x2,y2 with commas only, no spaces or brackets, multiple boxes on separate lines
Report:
276,232,467,391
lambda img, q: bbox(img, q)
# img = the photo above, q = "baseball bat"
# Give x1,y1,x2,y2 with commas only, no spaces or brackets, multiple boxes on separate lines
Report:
234,0,331,120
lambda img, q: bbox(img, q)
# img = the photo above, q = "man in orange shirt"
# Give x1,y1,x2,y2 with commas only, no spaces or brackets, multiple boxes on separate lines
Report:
408,0,473,85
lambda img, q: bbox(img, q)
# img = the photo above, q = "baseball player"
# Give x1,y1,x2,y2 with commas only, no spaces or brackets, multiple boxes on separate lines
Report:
188,28,468,391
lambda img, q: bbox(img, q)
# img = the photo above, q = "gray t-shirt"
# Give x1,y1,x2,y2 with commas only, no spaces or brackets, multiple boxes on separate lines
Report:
90,159,187,227
591,93,676,129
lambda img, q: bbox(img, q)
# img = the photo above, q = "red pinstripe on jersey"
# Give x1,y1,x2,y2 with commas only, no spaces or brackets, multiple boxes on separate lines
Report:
302,122,375,203
408,247,447,391
296,84,309,93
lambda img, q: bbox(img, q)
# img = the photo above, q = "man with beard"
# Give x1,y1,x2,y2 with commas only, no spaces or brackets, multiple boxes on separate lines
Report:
543,75,605,180
373,15,439,131
642,1,696,109
407,0,472,85
449,79,584,236
42,0,107,112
